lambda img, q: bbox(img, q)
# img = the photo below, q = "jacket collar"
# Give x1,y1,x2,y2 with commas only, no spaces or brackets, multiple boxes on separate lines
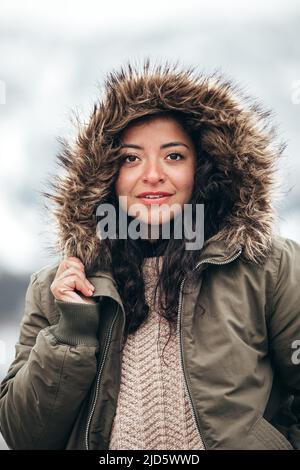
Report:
193,239,243,267
88,272,124,310
88,238,243,300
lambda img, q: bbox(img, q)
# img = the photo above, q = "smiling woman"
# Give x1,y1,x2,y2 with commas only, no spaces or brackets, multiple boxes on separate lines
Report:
0,59,300,451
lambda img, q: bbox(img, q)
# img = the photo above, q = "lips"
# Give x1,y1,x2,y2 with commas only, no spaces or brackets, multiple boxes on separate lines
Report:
137,192,173,198
136,192,173,205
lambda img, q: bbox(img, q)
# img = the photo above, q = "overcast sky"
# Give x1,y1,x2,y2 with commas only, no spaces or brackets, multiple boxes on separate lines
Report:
1,0,300,274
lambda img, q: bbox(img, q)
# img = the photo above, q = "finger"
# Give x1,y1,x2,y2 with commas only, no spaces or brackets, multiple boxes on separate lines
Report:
59,290,97,304
66,257,85,269
57,267,95,292
59,259,85,276
56,258,85,278
59,274,95,297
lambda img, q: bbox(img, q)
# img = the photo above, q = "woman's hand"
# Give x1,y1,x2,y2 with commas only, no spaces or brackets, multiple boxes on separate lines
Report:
51,257,97,305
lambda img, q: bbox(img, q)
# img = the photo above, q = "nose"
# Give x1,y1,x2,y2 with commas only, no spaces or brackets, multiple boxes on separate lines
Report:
142,159,166,184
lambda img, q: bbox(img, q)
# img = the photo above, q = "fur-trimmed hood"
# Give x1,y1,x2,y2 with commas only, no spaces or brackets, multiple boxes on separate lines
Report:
44,59,284,272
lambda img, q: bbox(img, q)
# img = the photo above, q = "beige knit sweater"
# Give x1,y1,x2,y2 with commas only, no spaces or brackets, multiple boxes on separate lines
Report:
108,256,205,450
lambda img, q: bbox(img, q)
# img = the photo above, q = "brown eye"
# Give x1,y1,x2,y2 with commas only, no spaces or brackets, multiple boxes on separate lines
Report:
123,154,139,163
166,153,184,161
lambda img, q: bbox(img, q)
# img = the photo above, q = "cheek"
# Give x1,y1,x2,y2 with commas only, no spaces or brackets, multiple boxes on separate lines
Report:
174,166,195,193
115,170,134,196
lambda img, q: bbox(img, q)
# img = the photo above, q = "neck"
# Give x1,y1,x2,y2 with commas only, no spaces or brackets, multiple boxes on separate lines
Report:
135,237,169,258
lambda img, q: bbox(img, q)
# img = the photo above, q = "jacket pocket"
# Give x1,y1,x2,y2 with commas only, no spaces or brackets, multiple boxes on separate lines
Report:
248,416,294,450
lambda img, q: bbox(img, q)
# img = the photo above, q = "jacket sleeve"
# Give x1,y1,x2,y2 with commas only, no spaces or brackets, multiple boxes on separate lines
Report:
0,271,100,450
268,237,300,450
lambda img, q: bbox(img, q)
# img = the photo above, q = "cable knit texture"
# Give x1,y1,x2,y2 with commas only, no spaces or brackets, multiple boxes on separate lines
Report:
108,256,205,450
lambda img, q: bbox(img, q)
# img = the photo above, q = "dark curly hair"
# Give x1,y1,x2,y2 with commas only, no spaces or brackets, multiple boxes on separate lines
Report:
98,110,236,362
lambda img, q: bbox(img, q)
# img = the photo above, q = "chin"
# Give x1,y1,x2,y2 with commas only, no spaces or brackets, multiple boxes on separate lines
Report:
138,215,173,226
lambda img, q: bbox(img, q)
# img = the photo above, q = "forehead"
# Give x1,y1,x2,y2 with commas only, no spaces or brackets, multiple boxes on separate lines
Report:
120,116,190,142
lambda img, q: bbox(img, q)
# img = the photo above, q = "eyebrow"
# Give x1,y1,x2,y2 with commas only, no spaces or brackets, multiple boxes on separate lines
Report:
120,141,190,150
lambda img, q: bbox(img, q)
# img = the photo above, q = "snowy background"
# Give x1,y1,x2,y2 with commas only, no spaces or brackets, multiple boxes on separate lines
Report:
0,0,299,450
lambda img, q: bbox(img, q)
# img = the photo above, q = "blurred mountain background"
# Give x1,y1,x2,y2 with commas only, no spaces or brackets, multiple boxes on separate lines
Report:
0,0,299,450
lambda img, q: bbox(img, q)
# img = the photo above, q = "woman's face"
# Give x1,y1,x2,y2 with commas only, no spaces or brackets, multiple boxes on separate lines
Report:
115,116,197,229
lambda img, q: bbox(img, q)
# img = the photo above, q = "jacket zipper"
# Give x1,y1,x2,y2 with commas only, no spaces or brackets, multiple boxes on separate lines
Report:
85,307,120,450
176,248,242,450
85,248,242,450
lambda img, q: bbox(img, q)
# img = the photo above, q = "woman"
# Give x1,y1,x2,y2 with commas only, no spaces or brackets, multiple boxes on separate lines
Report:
0,59,299,450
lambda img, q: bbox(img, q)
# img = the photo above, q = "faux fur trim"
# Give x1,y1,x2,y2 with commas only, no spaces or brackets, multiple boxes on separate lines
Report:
43,58,285,271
